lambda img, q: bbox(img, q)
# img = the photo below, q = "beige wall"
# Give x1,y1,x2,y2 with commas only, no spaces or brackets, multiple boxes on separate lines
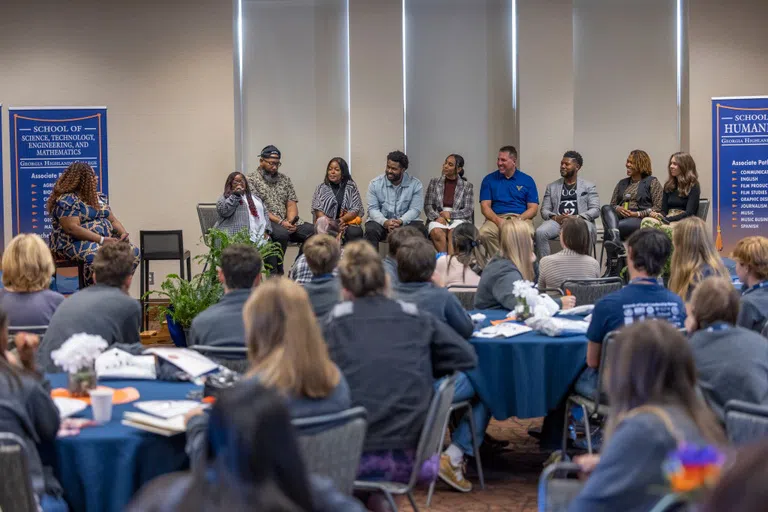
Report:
0,0,235,297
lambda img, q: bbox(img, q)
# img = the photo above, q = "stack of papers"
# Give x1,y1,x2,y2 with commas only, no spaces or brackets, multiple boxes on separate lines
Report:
122,411,187,436
143,347,219,378
473,323,532,339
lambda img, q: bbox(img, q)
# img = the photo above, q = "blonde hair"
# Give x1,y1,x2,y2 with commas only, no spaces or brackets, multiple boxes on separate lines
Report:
2,234,55,292
243,277,340,398
669,217,729,299
303,234,340,276
732,236,768,281
338,241,388,297
499,219,535,281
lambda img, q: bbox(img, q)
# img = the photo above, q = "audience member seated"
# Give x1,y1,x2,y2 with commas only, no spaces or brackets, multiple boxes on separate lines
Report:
601,150,662,275
701,439,768,512
215,171,271,243
567,320,724,512
289,217,341,284
478,145,539,254
0,234,64,326
382,225,425,287
574,228,685,398
301,234,342,318
247,145,314,274
47,161,140,286
535,151,600,259
311,157,365,244
434,224,490,289
131,379,364,512
668,217,729,300
641,151,701,228
424,154,474,253
537,217,600,292
392,239,491,492
187,244,262,348
186,277,351,468
686,277,768,421
0,308,67,512
364,150,426,250
731,236,768,333
38,243,144,372
322,242,476,508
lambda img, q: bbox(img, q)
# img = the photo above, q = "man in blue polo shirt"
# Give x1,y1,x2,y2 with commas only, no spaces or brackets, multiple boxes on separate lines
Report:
574,228,685,398
479,145,539,253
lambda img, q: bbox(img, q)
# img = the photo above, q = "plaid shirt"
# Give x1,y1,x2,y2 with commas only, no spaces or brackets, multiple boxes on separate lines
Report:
289,249,344,284
423,176,474,221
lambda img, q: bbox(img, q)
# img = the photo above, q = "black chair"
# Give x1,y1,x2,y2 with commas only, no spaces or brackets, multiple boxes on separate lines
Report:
725,400,768,445
196,203,218,236
139,230,192,330
561,278,623,306
0,432,38,512
696,198,710,222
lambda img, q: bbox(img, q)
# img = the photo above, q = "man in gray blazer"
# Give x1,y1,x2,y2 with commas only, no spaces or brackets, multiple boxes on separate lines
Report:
535,151,600,259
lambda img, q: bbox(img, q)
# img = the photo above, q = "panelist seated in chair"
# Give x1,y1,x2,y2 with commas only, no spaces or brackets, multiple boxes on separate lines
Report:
311,157,365,244
47,161,140,287
640,152,701,229
215,171,272,243
188,244,262,348
0,234,64,327
38,243,144,373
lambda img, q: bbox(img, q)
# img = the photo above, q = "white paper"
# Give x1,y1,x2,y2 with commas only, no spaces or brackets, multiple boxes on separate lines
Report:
96,348,157,380
470,313,487,322
122,411,186,435
557,304,595,317
53,397,88,419
143,347,219,378
473,323,533,339
134,400,205,419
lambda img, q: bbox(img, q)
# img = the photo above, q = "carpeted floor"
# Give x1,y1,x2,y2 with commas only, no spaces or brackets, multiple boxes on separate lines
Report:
408,417,548,512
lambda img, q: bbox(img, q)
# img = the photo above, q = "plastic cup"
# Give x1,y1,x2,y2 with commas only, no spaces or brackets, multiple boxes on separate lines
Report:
89,388,115,423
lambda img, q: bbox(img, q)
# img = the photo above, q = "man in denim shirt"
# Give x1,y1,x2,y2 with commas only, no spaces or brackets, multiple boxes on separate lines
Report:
364,150,426,250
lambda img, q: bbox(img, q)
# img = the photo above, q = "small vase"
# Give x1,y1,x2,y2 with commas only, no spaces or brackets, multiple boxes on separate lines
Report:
68,365,97,397
515,300,532,321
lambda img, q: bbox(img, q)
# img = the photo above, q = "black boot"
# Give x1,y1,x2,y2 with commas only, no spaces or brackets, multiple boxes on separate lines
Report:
602,237,624,278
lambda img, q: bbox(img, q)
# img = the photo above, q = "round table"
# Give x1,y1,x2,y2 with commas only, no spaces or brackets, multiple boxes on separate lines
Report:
465,310,588,420
46,374,201,512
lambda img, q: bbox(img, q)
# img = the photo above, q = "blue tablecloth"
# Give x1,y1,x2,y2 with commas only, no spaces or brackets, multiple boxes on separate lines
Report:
46,374,201,512
466,310,587,420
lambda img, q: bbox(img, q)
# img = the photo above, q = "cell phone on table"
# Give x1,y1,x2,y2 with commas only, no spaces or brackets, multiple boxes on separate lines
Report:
289,216,300,225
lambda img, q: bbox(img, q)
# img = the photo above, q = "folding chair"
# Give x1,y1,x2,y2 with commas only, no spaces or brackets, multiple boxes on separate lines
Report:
561,278,623,306
292,407,367,495
0,432,38,512
725,400,768,445
537,462,584,512
561,332,616,456
196,203,219,236
189,345,249,373
354,373,458,512
447,285,477,310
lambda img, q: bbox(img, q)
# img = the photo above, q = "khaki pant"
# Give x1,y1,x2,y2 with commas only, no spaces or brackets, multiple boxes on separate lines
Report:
478,215,535,255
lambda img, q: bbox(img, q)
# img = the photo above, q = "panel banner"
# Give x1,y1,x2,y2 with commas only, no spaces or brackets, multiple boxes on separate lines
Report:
0,104,4,248
712,97,768,254
9,107,108,240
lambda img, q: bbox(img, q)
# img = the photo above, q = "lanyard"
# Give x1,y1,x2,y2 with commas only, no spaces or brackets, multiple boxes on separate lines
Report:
629,277,663,286
705,322,731,333
312,273,334,281
743,280,768,296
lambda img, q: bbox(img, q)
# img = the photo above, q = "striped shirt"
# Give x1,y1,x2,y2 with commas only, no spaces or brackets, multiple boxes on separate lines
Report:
311,181,365,219
537,248,600,291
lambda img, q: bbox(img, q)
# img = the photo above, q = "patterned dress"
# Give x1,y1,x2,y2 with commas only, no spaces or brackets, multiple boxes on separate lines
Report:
49,192,140,286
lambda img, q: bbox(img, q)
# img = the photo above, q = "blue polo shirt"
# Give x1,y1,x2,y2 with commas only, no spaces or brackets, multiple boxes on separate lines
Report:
479,169,539,215
586,279,685,343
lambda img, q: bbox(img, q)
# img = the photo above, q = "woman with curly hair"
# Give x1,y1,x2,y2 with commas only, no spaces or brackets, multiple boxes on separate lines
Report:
47,162,139,286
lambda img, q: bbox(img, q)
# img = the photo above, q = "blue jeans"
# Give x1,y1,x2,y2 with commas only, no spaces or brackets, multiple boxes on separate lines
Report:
435,373,491,457
574,367,599,399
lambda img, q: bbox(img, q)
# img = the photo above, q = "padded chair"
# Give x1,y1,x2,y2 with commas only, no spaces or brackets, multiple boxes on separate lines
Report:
196,203,219,236
292,407,367,495
355,373,458,512
725,400,768,445
561,332,617,456
189,345,248,373
447,285,478,310
52,256,86,292
561,278,623,306
140,230,192,330
0,432,38,512
7,326,48,352
537,462,584,512
696,198,710,222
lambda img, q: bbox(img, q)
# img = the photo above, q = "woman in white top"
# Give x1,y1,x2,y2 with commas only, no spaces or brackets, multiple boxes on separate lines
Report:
538,217,600,292
215,172,272,245
434,224,490,288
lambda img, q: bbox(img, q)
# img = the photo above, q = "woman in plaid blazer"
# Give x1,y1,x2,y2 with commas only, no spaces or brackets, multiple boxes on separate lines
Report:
424,154,474,253
215,172,272,246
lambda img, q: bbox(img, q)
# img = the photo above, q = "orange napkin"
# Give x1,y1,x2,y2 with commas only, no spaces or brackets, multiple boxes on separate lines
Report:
51,386,140,405
490,317,518,326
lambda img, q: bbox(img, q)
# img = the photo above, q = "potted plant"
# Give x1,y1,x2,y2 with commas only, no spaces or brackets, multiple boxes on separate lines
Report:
144,228,282,347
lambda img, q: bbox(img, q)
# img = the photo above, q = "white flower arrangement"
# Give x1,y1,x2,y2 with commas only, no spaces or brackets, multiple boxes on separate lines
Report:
511,280,560,318
51,333,109,374
512,280,539,303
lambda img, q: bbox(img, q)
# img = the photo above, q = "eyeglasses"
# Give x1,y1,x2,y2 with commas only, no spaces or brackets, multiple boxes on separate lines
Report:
263,159,282,168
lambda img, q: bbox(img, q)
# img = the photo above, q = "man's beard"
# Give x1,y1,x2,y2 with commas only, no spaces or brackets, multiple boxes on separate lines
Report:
261,167,280,184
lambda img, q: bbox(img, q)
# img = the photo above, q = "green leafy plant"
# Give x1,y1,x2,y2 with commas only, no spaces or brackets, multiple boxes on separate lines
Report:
144,228,283,328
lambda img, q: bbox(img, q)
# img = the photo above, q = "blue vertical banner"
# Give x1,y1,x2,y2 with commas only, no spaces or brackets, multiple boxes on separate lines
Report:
713,97,768,254
9,107,108,240
0,104,4,248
